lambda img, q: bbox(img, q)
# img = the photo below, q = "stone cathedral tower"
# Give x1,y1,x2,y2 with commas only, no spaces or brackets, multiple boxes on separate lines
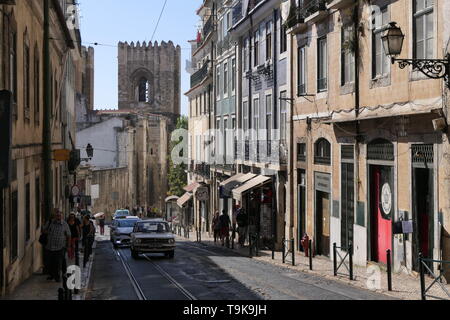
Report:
116,40,181,213
118,40,181,126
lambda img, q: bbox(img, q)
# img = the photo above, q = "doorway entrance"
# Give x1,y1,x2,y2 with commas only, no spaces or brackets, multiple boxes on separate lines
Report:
315,172,331,257
412,145,434,272
297,170,306,251
370,165,394,264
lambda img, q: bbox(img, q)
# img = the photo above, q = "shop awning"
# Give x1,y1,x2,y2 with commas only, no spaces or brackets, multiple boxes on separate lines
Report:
220,173,257,197
184,182,200,192
165,196,179,203
177,193,193,208
232,175,272,201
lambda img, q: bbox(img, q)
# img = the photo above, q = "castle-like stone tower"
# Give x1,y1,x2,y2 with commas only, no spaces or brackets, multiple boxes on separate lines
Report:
118,40,181,125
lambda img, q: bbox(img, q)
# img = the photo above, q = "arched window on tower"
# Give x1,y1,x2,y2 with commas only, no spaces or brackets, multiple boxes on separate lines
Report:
138,77,150,102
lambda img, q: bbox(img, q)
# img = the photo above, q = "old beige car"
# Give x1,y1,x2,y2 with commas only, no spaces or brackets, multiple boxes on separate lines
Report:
130,219,176,259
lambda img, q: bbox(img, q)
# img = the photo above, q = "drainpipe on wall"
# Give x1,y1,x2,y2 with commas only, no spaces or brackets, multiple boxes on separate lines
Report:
353,1,362,260
43,0,54,220
288,15,295,244
273,8,280,247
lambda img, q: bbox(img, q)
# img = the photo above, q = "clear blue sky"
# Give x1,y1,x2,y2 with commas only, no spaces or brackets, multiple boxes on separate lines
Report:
79,0,200,115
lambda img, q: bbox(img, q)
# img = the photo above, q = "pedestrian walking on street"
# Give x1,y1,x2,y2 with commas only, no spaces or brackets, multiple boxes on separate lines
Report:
82,215,95,268
98,215,106,235
219,211,231,247
212,211,220,243
236,208,248,246
45,209,71,282
67,213,81,263
39,211,56,275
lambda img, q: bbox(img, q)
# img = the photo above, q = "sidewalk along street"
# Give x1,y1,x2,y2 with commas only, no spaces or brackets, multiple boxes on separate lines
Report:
1,224,106,301
176,229,450,301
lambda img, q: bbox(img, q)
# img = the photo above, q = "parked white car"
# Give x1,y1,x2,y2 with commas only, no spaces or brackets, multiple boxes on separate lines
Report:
110,217,140,248
130,219,176,259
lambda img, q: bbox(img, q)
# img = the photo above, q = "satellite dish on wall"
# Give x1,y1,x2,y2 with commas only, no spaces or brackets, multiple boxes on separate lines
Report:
281,0,291,23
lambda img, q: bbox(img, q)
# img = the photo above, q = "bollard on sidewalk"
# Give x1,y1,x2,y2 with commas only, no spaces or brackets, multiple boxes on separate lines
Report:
387,249,393,291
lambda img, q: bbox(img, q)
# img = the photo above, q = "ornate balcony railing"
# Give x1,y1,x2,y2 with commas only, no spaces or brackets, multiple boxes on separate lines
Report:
232,0,243,26
190,61,209,88
203,16,213,39
285,0,330,29
194,162,211,178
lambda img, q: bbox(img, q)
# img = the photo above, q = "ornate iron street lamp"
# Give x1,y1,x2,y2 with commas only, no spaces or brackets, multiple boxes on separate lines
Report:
382,22,449,88
86,143,94,159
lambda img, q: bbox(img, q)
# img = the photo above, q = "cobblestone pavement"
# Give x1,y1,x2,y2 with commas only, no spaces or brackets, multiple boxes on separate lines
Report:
177,230,450,301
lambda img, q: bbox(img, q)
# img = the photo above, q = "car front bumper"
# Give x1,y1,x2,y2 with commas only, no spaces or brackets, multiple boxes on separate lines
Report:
131,245,176,253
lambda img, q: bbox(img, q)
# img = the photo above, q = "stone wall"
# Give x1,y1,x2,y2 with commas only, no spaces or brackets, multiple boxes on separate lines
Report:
91,167,131,221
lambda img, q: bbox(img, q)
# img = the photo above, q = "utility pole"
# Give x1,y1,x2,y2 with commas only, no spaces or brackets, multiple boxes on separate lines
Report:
43,0,53,220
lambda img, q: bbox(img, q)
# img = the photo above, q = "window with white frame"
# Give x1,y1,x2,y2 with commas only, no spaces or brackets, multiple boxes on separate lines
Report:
224,62,228,96
266,21,272,61
280,18,287,54
341,25,355,85
243,101,249,139
280,91,287,144
414,0,434,59
224,118,228,163
243,38,249,71
372,6,390,78
317,37,327,92
298,46,306,95
253,97,259,140
254,30,259,67
266,94,272,155
231,58,236,93
216,65,221,98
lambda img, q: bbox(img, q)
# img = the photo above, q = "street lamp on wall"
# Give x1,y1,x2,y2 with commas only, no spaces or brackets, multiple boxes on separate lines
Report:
382,22,449,89
86,143,94,160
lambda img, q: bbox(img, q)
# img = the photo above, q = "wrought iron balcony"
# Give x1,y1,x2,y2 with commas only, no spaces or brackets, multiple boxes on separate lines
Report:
194,162,211,178
203,16,213,39
232,0,243,26
190,61,210,88
300,0,329,16
285,0,330,30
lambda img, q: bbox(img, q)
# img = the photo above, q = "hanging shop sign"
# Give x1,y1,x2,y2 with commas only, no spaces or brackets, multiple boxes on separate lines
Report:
195,186,209,202
71,185,80,197
381,183,392,215
53,149,71,161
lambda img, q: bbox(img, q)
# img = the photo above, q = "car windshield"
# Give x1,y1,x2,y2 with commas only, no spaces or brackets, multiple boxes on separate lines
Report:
115,210,129,217
118,220,138,228
135,222,169,233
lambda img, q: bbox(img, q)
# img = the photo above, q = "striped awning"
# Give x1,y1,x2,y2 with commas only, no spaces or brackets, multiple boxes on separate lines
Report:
165,196,179,203
220,173,257,197
177,192,193,208
232,175,272,201
184,182,200,192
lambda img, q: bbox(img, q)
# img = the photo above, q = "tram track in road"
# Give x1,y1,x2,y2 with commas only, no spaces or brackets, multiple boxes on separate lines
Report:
115,246,197,301
115,248,148,300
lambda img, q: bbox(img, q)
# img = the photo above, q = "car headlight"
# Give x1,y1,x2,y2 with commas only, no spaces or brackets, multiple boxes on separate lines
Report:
168,239,175,244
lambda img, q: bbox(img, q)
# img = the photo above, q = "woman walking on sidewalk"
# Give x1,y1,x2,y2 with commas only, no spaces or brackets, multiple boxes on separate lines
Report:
67,214,81,263
82,215,95,268
212,212,220,243
219,211,231,247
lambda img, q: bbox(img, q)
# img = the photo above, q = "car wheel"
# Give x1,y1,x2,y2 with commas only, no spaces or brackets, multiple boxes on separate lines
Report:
131,249,139,259
167,250,175,259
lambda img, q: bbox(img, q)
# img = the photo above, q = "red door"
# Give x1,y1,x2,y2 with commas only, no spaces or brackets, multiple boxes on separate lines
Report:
371,166,393,264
